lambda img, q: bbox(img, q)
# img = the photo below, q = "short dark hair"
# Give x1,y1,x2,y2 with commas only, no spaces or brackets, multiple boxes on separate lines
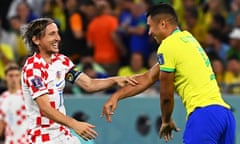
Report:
146,3,178,25
4,62,20,74
22,18,54,53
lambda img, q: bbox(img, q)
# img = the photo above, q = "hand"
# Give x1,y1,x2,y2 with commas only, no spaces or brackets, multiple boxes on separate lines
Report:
101,96,118,122
159,119,180,142
113,76,138,87
72,121,98,141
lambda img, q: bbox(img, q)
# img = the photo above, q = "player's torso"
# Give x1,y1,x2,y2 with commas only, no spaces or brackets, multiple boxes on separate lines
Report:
159,31,229,115
0,91,28,143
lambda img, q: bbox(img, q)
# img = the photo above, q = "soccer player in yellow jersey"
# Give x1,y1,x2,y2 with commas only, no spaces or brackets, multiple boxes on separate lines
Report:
101,3,236,144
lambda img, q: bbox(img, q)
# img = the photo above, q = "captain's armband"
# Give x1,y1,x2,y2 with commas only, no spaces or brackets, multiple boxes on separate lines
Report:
65,66,82,84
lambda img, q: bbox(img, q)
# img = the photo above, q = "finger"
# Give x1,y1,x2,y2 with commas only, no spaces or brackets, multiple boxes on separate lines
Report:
86,123,96,128
106,112,112,122
130,77,138,84
80,133,90,141
86,128,98,139
126,77,138,86
174,127,181,132
170,130,173,139
164,134,169,142
159,130,163,139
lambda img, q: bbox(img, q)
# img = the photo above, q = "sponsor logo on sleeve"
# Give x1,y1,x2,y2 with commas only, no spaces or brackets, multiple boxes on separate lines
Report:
157,54,164,65
31,77,43,89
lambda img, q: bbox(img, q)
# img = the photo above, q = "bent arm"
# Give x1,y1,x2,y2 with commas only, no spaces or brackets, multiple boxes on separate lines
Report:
112,63,160,100
35,94,77,128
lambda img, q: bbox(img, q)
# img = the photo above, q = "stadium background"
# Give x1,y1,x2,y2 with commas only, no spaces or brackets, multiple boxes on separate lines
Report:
0,0,240,143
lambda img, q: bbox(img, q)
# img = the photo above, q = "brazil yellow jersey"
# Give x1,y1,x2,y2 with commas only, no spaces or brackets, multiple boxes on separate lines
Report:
157,30,230,117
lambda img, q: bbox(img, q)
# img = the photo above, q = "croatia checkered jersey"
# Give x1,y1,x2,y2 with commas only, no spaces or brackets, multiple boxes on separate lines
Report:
21,53,78,143
0,90,30,144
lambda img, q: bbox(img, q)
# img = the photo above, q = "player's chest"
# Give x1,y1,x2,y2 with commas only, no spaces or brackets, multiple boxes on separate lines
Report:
45,64,66,89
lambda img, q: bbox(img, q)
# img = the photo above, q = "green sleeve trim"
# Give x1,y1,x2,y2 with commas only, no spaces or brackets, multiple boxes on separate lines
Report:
160,67,175,72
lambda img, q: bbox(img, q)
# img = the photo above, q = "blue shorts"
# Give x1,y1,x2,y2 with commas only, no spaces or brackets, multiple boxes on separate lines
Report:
183,105,236,144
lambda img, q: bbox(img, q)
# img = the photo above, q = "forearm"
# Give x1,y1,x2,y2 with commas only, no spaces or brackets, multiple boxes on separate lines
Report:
36,95,77,128
88,77,116,92
113,64,159,100
0,120,4,136
160,92,174,123
113,74,155,100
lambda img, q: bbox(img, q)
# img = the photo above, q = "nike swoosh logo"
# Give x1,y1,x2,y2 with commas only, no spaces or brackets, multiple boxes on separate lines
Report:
56,80,64,87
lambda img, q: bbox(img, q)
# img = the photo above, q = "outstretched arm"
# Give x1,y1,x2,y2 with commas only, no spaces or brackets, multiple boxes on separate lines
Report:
102,63,160,122
75,73,138,93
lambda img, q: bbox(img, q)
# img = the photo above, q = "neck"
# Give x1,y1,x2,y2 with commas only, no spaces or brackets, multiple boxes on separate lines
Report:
39,51,52,64
165,26,180,38
8,87,20,94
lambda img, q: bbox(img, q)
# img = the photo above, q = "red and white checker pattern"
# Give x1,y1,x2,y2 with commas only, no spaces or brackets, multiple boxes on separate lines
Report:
0,90,30,144
21,53,75,143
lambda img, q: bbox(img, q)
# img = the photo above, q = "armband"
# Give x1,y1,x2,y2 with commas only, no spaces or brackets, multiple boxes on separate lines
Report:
65,66,82,84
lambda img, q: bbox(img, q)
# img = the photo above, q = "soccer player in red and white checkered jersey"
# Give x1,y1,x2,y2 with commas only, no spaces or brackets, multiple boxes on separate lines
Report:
0,62,30,144
21,18,138,144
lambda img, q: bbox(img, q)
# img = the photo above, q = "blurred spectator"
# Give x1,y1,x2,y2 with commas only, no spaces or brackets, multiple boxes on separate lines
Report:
118,52,147,76
0,43,14,81
15,1,38,24
121,0,152,63
0,17,16,50
0,0,13,30
182,7,207,46
75,49,106,74
7,0,43,19
9,16,29,65
227,28,240,60
209,13,229,43
224,56,240,94
203,0,228,30
233,11,240,27
209,53,226,92
0,63,29,143
205,28,230,64
226,0,240,29
78,0,96,21
62,0,93,63
115,0,133,65
174,0,204,29
42,0,66,32
87,0,126,76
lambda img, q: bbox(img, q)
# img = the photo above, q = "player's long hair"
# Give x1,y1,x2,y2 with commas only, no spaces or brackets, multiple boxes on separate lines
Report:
21,18,54,53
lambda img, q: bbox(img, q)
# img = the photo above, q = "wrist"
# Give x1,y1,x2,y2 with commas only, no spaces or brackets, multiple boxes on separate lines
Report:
162,116,171,123
68,117,78,128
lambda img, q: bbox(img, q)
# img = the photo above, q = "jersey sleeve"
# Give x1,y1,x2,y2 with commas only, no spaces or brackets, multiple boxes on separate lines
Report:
22,65,48,100
59,54,75,72
157,41,176,72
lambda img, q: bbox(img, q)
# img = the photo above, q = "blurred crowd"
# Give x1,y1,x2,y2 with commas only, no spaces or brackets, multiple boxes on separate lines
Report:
0,0,240,95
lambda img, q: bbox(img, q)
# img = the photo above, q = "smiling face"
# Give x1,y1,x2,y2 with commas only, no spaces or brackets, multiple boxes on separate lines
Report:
33,23,61,55
147,16,165,43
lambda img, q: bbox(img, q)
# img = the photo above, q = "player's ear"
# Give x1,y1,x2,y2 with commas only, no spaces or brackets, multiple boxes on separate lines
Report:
32,36,40,45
